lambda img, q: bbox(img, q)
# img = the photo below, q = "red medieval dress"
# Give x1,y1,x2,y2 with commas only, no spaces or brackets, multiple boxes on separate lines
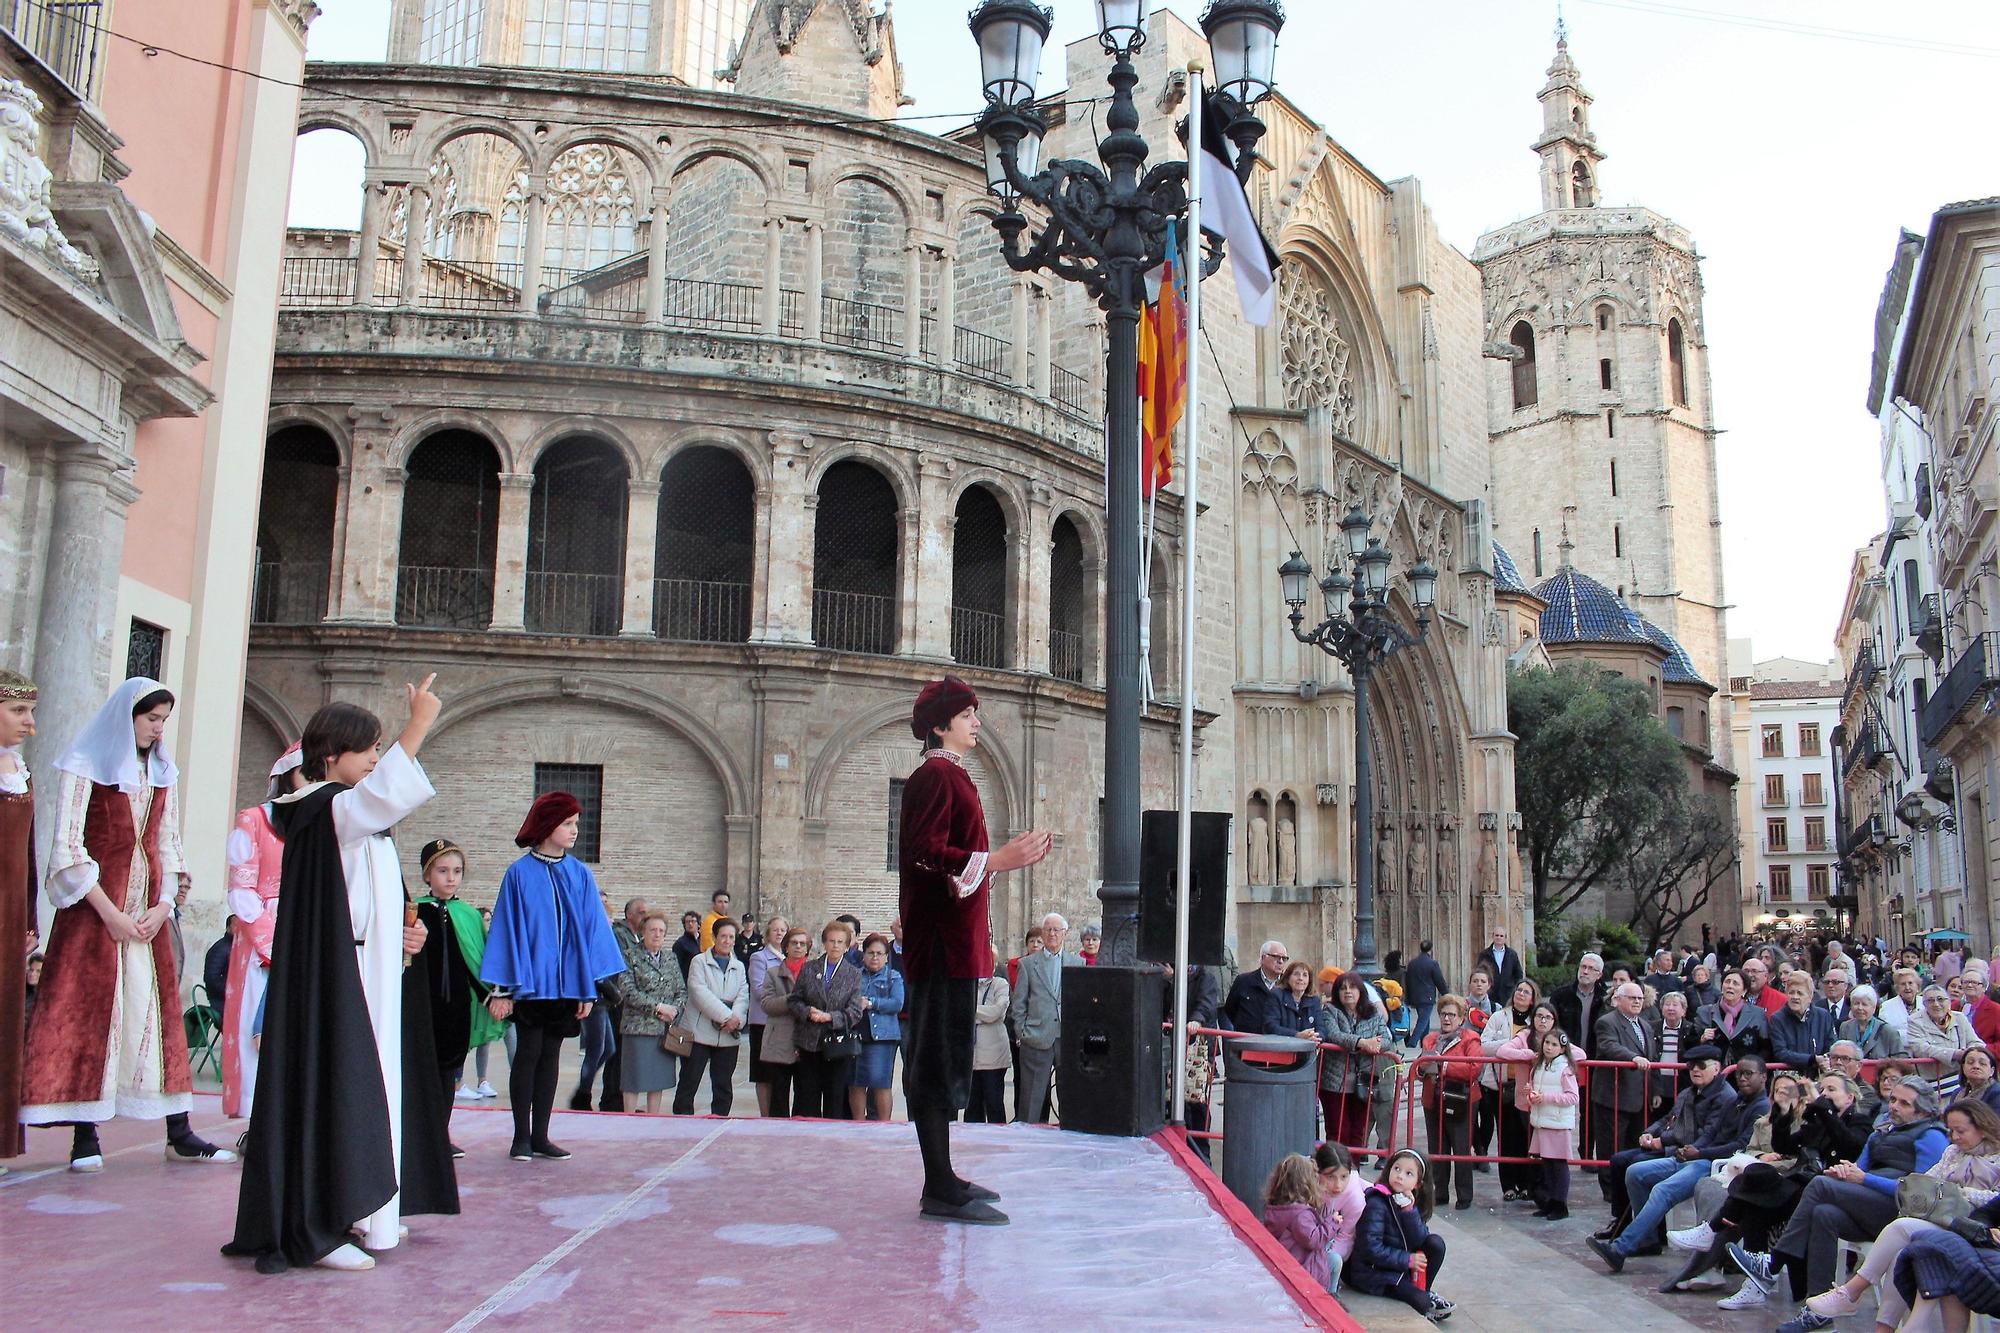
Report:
0,753,33,1157
20,771,192,1124
221,803,283,1118
898,748,992,1114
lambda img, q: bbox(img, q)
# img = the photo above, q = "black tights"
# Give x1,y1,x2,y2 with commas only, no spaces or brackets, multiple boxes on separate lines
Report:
1374,1235,1447,1313
510,1022,567,1148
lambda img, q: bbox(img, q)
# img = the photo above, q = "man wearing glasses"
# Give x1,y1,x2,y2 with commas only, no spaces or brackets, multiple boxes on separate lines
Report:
1822,1041,1880,1118
1223,940,1292,1036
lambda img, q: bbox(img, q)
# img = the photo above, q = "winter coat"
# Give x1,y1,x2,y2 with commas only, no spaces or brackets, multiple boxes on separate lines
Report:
1402,953,1449,1007
1907,1007,1981,1065
788,954,866,1054
1270,989,1325,1039
858,964,905,1043
974,973,1011,1071
1414,1026,1484,1114
685,948,749,1047
1263,1201,1337,1289
1837,1014,1905,1060
758,964,801,1067
1495,1031,1587,1113
1528,1059,1580,1132
1481,1004,1538,1092
1346,1184,1437,1296
618,945,688,1037
1767,1002,1839,1070
1695,999,1773,1066
1320,1006,1391,1095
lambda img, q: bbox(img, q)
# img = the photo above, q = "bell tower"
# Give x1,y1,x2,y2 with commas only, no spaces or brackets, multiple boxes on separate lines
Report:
1535,28,1604,211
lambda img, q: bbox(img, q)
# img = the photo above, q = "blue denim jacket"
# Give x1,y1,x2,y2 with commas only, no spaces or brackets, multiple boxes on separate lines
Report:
859,964,905,1042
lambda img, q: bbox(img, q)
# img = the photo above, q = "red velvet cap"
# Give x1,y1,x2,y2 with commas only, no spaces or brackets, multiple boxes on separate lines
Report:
911,675,979,742
515,790,582,847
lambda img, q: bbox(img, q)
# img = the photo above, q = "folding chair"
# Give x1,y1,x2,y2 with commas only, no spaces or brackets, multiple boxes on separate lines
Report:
184,981,222,1081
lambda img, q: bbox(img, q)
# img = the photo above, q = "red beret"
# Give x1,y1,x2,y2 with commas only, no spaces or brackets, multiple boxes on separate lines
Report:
516,791,583,847
911,675,979,742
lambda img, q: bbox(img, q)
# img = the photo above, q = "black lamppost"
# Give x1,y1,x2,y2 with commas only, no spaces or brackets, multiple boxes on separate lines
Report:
968,0,1284,965
1279,508,1438,980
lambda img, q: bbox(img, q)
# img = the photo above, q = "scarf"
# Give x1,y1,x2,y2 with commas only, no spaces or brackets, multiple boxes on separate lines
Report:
418,894,505,1048
785,956,807,979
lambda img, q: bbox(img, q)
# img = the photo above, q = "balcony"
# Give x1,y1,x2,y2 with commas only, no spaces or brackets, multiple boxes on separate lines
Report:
525,571,623,638
1915,592,1945,662
812,588,896,656
1916,461,1934,519
1841,721,1889,780
1838,815,1887,857
1051,628,1085,684
250,561,329,626
395,565,493,630
950,605,1006,670
1761,789,1790,809
1921,739,1957,802
1841,639,1881,715
1921,632,2000,746
3,0,102,100
652,578,750,645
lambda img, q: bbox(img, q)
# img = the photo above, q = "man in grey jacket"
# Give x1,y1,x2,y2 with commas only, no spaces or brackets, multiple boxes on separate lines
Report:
1010,912,1082,1123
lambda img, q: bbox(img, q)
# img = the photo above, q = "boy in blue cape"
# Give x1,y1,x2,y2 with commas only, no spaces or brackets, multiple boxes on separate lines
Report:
480,792,627,1161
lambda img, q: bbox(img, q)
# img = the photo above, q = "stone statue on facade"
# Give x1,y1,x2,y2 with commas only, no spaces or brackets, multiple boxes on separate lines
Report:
1248,815,1271,886
1276,817,1297,887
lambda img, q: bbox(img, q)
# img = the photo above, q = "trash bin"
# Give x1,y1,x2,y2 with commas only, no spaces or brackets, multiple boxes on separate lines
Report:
1218,1035,1320,1219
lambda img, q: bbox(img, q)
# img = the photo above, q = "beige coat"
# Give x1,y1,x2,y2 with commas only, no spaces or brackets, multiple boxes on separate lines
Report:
975,973,1011,1072
759,965,801,1067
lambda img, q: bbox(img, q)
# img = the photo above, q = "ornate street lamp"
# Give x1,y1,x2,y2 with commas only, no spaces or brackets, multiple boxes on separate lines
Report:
968,0,1283,965
1280,516,1437,980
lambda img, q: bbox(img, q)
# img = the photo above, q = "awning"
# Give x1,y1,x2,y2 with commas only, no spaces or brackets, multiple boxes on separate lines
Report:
1924,928,1973,941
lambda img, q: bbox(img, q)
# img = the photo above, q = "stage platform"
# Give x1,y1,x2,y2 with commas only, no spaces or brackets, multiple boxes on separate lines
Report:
0,1095,1329,1331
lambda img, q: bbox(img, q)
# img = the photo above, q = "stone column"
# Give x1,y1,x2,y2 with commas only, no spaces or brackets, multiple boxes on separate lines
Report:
488,471,535,632
934,247,956,366
398,183,429,307
324,465,350,618
749,675,817,919
1031,281,1052,398
621,478,660,636
518,179,546,315
1022,480,1054,673
753,431,814,643
353,175,386,305
912,452,956,661
1010,278,1032,386
902,239,924,359
760,217,785,336
644,186,670,326
331,409,403,624
803,221,823,342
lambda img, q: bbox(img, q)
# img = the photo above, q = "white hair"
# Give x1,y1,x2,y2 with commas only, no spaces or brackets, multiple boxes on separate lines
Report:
1580,952,1604,969
1042,912,1070,931
1850,984,1878,1007
1260,939,1286,959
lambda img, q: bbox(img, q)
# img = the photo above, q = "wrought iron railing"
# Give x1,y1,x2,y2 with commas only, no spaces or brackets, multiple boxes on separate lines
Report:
1922,632,2000,746
396,565,493,630
1050,628,1085,683
1052,364,1090,415
653,577,750,644
3,0,102,99
525,570,623,637
951,605,1006,669
421,259,521,310
662,277,762,333
249,561,328,626
541,266,645,323
954,325,1012,384
1916,592,1945,662
1841,638,1881,716
280,255,359,307
1841,721,1889,780
821,294,903,353
375,254,400,297
812,588,895,655
779,288,804,338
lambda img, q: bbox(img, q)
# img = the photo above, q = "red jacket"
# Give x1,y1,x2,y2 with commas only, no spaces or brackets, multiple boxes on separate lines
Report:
1414,1026,1483,1109
898,752,991,982
1750,986,1787,1018
1968,993,2000,1054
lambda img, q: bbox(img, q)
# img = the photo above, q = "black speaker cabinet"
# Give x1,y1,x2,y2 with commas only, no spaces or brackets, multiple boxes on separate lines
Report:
1057,965,1165,1137
1138,809,1231,967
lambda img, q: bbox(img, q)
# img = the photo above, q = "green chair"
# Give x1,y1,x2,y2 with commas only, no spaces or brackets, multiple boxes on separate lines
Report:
184,982,222,1082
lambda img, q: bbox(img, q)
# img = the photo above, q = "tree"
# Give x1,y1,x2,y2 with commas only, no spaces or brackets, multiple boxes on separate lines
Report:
1509,663,1687,925
1620,792,1738,952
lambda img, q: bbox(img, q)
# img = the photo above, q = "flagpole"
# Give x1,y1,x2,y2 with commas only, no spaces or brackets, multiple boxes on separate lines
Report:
1171,63,1204,1130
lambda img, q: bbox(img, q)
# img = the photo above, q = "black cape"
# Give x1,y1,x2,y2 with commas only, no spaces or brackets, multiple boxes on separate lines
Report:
222,783,456,1274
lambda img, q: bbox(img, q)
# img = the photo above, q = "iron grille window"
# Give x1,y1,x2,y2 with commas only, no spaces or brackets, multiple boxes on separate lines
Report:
951,486,1009,668
887,777,906,870
1049,516,1089,682
812,460,898,654
655,445,753,643
533,763,603,862
527,438,627,636
253,425,340,625
399,431,500,628
126,619,165,682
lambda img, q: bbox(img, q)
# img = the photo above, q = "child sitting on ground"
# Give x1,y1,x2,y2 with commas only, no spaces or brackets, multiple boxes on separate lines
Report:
1262,1152,1338,1293
1315,1140,1369,1292
1347,1147,1453,1321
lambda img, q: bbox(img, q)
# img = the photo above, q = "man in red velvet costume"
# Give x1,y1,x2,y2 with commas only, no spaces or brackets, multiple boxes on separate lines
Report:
900,676,1051,1225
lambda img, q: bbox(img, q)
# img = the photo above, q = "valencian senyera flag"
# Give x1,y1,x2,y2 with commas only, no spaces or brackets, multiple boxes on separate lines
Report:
1137,219,1188,499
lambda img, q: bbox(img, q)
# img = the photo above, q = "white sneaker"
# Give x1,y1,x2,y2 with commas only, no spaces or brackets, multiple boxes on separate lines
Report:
454,1086,481,1101
315,1243,376,1272
476,1081,498,1099
69,1154,104,1173
1669,1220,1716,1252
1717,1280,1768,1311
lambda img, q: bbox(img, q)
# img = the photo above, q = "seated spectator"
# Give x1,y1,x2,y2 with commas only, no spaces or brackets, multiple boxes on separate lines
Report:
1725,1077,1950,1315
1596,1026,1731,1239
1696,969,1774,1066
1270,959,1325,1040
1961,1045,2000,1115
1880,967,1925,1035
1835,984,1904,1061
1315,1142,1368,1293
1345,1149,1453,1320
1880,1192,2000,1329
849,932,905,1122
1589,1050,1765,1270
757,927,810,1117
1262,1153,1337,1294
1870,1058,1919,1130
1413,994,1483,1212
1907,984,1981,1074
1768,971,1838,1073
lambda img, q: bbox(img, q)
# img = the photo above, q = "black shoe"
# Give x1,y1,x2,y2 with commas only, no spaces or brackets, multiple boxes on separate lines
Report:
956,1179,1000,1203
1473,1163,1491,1173
1542,1203,1569,1221
509,1141,533,1161
1453,1196,1473,1211
450,1143,467,1160
531,1141,572,1160
567,1089,591,1111
1530,1201,1553,1218
1587,1236,1625,1274
1592,1221,1622,1242
920,1196,1009,1226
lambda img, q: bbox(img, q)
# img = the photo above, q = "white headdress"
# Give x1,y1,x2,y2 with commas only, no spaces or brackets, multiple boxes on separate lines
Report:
54,676,178,794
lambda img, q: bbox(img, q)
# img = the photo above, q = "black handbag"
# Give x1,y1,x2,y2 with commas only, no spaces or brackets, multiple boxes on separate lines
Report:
821,1028,861,1061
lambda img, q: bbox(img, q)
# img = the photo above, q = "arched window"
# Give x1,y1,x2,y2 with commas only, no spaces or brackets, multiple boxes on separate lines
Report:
542,142,639,274
655,446,754,643
951,487,1011,668
1149,544,1177,699
1667,318,1690,407
1597,303,1614,331
812,461,899,654
1510,320,1538,410
1049,515,1090,683
1532,527,1544,578
252,426,339,624
526,437,628,636
398,431,501,628
1570,160,1594,208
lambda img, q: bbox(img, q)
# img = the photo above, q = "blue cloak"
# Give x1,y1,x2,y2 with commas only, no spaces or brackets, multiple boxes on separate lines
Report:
480,852,627,1001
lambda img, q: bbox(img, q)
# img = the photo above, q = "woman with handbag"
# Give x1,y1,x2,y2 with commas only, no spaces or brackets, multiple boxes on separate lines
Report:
1321,974,1389,1151
1414,995,1483,1211
1800,1097,2000,1328
757,928,810,1117
673,919,748,1116
789,919,866,1118
618,913,686,1114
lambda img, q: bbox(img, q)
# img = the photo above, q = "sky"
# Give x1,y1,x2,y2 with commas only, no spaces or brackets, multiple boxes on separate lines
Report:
291,0,2000,663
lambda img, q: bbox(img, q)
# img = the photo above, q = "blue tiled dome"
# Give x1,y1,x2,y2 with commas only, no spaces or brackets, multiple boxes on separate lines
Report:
1491,540,1528,594
1637,616,1709,687
1531,566,1652,646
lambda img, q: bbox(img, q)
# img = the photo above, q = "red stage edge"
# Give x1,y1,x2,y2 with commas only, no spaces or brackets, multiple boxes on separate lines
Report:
1150,1126,1360,1333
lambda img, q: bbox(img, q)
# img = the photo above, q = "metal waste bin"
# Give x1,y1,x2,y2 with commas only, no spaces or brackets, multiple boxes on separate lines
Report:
1218,1035,1320,1219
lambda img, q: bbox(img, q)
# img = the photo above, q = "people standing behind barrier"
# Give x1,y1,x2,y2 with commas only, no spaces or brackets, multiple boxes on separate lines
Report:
1520,1025,1585,1219
1321,974,1390,1150
1836,985,1903,1062
1479,981,1544,1201
1742,957,1787,1018
1173,962,1222,1154
1881,967,1925,1034
1963,960,2000,1049
966,945,1011,1125
1696,968,1773,1066
1271,960,1324,1041
1463,965,1495,1027
1769,971,1839,1072
1591,983,1659,1193
1010,912,1079,1124
745,914,789,1117
1479,928,1525,998
1345,1148,1454,1320
617,913,686,1115
1402,941,1448,1048
1414,994,1482,1212
1683,962,1721,1013
850,933,905,1123
674,919,748,1117
1262,1153,1339,1294
1315,1142,1368,1293
1818,967,1855,1029
1224,939,1290,1038
756,927,810,1117
1643,951,1685,1007
788,920,865,1118
1649,990,1701,1118
1550,953,1607,1063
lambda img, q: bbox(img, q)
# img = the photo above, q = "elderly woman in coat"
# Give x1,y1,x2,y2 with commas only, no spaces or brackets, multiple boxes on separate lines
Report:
1835,984,1905,1061
757,927,811,1117
673,918,749,1117
967,944,1012,1124
788,918,867,1119
619,912,687,1113
1907,984,1981,1086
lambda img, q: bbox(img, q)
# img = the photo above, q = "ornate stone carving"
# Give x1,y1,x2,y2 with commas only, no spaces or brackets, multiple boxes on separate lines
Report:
1278,264,1357,439
0,80,99,282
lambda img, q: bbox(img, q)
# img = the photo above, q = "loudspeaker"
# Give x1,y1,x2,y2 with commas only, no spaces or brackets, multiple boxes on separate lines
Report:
1057,965,1166,1137
1138,809,1231,967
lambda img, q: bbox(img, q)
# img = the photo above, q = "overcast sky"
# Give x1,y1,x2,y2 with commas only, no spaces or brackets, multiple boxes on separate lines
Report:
292,0,1999,664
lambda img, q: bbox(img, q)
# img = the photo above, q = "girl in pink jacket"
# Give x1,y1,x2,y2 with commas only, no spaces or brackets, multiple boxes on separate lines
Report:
1262,1153,1338,1291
